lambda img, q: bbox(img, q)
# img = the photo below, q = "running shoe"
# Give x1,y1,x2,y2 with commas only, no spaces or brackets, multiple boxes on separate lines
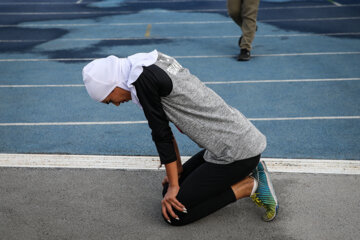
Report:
250,161,279,221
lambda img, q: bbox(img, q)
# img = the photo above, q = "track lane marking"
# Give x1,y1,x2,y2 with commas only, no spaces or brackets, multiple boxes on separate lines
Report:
145,24,152,37
0,153,359,174
0,2,356,9
2,32,360,42
1,17,359,28
0,116,359,126
1,78,360,88
0,51,359,62
1,10,360,15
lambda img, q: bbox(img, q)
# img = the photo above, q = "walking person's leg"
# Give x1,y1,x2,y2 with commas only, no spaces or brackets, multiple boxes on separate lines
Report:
227,0,260,61
162,153,260,226
227,0,243,28
240,0,260,50
238,0,260,60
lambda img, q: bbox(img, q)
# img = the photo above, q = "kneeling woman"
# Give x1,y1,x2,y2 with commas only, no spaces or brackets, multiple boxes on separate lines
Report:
82,50,278,225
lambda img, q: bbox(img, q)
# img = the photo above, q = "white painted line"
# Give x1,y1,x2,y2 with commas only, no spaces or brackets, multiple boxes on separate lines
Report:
0,51,359,62
0,0,227,5
261,17,360,23
0,58,95,62
257,32,360,38
0,1,357,9
172,52,360,59
0,121,148,126
1,16,359,28
0,11,133,15
2,32,360,43
205,78,360,84
0,116,359,127
0,21,233,28
1,78,360,88
252,52,360,57
264,158,360,175
0,84,84,88
0,153,359,174
260,3,349,10
1,9,360,16
249,116,360,121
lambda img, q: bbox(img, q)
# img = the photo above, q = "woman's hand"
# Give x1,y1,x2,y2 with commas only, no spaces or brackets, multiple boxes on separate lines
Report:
161,185,186,223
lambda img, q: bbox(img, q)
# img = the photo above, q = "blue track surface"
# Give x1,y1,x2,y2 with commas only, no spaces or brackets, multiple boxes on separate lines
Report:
0,0,359,160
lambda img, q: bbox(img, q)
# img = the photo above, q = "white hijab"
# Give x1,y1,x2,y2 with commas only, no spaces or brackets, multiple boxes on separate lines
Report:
82,50,158,107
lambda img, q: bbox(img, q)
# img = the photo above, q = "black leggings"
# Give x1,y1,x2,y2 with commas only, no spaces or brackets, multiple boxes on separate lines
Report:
162,150,260,226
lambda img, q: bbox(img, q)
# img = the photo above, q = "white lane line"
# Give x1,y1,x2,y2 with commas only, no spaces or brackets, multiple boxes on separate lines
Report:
1,17,359,28
2,32,360,43
0,84,84,88
252,52,360,57
1,9,360,15
261,17,360,22
0,58,94,62
0,2,357,9
0,116,359,126
249,116,360,121
257,32,360,37
1,78,360,88
0,21,233,28
175,52,360,59
0,0,229,4
0,121,148,126
0,51,359,62
0,153,359,174
205,78,360,84
173,52,360,59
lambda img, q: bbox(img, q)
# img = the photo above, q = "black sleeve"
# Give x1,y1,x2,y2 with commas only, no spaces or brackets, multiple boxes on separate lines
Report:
133,64,176,165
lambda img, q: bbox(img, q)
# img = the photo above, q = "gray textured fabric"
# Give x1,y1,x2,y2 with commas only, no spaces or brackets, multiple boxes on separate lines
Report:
155,52,266,164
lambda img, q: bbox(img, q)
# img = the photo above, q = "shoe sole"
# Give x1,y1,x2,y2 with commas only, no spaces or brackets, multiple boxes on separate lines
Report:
263,205,279,222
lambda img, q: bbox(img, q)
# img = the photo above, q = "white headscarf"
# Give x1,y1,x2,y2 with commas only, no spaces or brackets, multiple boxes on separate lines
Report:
82,50,158,107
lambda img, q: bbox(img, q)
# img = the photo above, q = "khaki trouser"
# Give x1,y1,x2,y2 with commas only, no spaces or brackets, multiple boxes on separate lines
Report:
227,0,260,50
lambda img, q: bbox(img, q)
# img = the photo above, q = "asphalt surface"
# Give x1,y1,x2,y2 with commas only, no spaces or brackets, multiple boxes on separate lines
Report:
1,168,359,240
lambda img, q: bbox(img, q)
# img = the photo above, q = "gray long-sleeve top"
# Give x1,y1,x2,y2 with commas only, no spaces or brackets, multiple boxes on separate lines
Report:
134,52,267,165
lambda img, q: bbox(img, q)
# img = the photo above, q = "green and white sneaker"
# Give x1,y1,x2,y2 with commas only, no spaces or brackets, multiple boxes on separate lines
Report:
250,161,279,221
